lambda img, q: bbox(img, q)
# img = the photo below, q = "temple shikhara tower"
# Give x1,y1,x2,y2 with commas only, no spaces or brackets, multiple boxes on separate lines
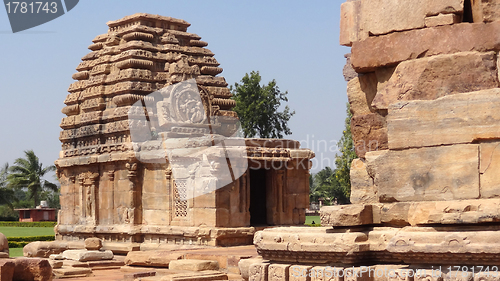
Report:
55,13,314,251
250,1,500,280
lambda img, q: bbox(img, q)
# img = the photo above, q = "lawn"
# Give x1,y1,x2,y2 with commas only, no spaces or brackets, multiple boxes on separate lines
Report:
9,247,23,257
305,215,320,226
0,226,55,237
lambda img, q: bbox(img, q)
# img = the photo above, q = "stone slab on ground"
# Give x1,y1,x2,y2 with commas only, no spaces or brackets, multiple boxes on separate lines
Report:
125,251,183,267
161,271,228,281
13,258,52,281
169,259,219,271
62,249,114,262
177,245,258,273
387,89,500,149
24,241,84,258
53,267,93,278
351,21,500,72
365,145,480,202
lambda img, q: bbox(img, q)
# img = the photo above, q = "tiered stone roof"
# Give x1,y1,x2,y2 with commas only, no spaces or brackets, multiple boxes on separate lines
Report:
59,13,236,160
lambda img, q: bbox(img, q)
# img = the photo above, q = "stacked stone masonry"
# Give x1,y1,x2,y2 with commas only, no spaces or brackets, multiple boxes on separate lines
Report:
253,1,500,281
55,14,314,252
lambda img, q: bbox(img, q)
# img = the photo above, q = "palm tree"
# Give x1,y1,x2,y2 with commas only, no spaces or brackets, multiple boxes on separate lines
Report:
7,150,58,208
0,163,15,206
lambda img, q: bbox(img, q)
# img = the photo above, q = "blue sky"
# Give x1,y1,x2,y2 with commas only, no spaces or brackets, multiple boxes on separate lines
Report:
0,0,349,173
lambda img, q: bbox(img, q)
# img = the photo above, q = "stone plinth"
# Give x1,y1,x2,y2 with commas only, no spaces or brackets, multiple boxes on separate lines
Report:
253,1,500,280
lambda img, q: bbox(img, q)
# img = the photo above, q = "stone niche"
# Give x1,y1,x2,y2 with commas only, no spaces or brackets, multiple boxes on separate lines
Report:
250,1,500,281
55,13,314,252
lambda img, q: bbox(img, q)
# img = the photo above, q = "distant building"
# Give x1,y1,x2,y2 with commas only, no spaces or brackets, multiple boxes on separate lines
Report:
15,201,56,222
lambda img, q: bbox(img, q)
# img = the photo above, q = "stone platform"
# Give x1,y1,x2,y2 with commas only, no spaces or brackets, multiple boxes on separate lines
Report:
50,245,258,280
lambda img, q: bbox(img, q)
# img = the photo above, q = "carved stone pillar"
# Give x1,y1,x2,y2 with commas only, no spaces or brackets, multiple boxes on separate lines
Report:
77,171,99,225
125,162,139,224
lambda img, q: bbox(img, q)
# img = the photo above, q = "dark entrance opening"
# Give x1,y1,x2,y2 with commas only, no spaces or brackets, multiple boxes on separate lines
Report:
463,0,474,22
249,169,268,226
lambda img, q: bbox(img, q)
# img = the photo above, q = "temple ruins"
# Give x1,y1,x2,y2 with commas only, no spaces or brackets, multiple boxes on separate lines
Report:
250,1,500,280
54,13,314,252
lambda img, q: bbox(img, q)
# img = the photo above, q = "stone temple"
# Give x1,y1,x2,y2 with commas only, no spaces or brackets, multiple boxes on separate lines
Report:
55,13,314,252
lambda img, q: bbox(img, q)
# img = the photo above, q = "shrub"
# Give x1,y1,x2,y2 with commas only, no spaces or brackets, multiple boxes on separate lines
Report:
8,235,54,242
0,221,56,227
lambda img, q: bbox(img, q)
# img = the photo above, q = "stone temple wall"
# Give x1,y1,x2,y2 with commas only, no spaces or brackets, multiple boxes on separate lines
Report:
55,14,314,252
250,1,500,281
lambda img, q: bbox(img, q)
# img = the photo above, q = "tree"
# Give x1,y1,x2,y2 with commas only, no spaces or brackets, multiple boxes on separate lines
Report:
7,150,58,208
332,103,357,202
308,104,356,206
231,71,295,138
0,163,15,206
309,166,349,206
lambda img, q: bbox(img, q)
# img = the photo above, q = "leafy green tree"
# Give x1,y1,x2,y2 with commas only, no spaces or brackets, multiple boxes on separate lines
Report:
333,104,357,202
0,163,15,206
231,71,295,138
308,104,356,206
7,150,58,208
309,167,349,205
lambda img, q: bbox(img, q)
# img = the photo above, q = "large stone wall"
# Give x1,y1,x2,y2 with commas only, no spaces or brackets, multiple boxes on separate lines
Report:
251,1,500,281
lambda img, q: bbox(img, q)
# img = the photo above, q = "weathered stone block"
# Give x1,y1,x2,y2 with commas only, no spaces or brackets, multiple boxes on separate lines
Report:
351,21,500,72
249,262,269,281
360,0,463,36
347,74,377,116
373,52,498,110
62,249,113,262
0,260,14,281
343,54,358,82
84,237,102,250
0,233,8,257
238,257,264,281
351,113,388,158
366,145,479,202
320,204,373,226
480,141,500,198
125,251,182,267
269,264,290,281
23,241,83,258
387,89,500,149
169,259,219,271
340,0,366,46
425,13,461,27
350,159,377,204
13,258,52,281
472,0,500,23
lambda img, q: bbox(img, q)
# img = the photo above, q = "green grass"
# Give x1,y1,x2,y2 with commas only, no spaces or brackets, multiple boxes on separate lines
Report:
0,227,55,237
9,247,23,257
305,216,321,226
